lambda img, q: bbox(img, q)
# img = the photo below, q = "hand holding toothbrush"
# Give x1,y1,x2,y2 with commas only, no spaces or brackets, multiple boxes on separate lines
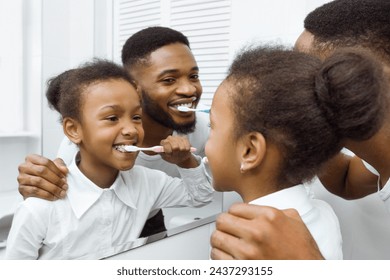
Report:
158,135,200,169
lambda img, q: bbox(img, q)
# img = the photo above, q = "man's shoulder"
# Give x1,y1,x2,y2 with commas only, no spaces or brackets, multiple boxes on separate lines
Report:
188,112,209,139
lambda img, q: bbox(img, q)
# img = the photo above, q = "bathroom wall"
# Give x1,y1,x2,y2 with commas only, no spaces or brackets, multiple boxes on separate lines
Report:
0,0,42,216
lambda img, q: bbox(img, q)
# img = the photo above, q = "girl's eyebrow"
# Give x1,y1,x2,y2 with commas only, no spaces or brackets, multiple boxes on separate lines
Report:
99,104,122,111
99,104,142,111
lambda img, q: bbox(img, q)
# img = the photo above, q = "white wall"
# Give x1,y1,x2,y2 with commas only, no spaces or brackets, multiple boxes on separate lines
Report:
229,0,329,58
0,0,96,218
41,0,95,159
0,0,42,215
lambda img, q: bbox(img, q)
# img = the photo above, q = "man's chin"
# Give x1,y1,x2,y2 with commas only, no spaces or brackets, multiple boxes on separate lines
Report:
171,121,196,134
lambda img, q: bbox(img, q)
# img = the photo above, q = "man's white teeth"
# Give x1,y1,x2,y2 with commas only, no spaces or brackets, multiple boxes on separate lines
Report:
175,103,193,108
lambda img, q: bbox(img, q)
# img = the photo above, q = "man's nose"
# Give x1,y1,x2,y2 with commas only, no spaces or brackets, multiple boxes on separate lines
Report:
176,79,197,96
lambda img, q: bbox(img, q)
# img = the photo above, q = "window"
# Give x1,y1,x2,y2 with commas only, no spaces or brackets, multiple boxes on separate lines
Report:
0,0,24,134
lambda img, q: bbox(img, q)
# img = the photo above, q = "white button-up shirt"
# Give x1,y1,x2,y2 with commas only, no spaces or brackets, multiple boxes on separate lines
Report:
250,185,343,260
5,154,213,259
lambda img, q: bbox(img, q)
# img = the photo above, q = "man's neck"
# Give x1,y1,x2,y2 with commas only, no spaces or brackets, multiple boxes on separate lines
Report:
141,114,174,147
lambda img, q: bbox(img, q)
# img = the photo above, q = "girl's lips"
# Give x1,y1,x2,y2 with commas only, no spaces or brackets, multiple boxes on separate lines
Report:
113,143,137,152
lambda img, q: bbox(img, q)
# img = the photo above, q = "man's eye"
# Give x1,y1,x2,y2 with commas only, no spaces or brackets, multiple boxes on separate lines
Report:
162,78,175,83
191,74,199,80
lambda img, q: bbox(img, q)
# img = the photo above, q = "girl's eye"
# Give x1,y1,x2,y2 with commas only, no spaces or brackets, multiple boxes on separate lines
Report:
106,116,118,122
133,115,142,122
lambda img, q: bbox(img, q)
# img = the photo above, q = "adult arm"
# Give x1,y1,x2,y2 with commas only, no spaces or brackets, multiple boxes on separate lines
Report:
17,154,69,200
318,153,378,199
210,203,324,260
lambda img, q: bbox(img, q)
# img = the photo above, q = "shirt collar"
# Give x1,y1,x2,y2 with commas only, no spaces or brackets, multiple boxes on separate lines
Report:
66,153,137,219
249,184,313,217
361,160,390,200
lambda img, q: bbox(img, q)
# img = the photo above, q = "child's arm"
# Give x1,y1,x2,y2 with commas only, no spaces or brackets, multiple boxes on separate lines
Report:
318,153,378,199
141,160,213,209
5,200,48,259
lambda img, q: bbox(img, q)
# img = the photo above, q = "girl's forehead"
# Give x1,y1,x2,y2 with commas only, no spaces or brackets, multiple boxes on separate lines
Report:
83,80,140,102
212,81,233,115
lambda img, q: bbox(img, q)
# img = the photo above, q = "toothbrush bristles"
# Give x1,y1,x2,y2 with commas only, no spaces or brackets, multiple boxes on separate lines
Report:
178,106,191,112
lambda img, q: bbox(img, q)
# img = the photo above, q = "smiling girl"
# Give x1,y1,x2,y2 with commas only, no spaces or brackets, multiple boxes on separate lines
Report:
5,59,213,259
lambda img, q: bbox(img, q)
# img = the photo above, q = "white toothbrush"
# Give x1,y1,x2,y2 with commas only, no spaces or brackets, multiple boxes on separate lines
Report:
177,106,210,113
119,145,197,153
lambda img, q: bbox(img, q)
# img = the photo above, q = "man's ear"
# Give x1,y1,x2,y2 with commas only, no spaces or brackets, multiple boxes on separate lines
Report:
238,132,266,173
63,117,82,145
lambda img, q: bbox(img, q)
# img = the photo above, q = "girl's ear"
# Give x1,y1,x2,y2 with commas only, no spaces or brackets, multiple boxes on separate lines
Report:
63,117,82,145
238,132,266,173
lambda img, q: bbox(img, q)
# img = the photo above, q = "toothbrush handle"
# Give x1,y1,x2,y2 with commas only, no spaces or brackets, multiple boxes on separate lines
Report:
152,146,197,153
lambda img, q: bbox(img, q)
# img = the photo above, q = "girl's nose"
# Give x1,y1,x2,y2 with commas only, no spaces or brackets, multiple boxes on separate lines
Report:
121,123,138,137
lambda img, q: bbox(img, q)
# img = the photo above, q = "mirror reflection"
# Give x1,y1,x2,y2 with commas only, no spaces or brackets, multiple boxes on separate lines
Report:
0,0,227,260
1,0,322,260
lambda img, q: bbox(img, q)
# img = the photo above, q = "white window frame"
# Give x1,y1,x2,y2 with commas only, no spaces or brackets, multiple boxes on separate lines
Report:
0,0,24,135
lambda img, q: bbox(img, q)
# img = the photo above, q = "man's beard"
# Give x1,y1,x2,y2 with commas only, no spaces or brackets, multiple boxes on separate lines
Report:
141,90,196,134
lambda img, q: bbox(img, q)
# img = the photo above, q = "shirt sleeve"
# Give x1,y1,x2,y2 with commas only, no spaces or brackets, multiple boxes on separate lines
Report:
144,160,214,210
5,199,49,259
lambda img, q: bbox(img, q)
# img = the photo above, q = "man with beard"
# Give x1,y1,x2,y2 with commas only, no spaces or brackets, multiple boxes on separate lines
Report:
17,26,211,237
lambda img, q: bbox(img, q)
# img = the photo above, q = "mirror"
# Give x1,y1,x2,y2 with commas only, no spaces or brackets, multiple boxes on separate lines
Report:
0,0,226,259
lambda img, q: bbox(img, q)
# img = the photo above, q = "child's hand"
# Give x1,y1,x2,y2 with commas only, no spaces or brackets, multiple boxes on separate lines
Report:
159,135,199,168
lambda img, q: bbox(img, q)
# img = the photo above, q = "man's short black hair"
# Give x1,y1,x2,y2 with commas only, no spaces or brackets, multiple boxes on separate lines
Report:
121,26,190,69
304,0,390,63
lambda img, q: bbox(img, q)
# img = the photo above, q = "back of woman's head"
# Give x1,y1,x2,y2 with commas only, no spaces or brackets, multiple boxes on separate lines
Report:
227,45,388,186
46,59,135,122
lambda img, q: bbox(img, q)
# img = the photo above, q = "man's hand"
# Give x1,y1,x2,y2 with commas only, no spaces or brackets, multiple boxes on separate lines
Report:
17,154,69,201
210,203,324,260
159,135,199,168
